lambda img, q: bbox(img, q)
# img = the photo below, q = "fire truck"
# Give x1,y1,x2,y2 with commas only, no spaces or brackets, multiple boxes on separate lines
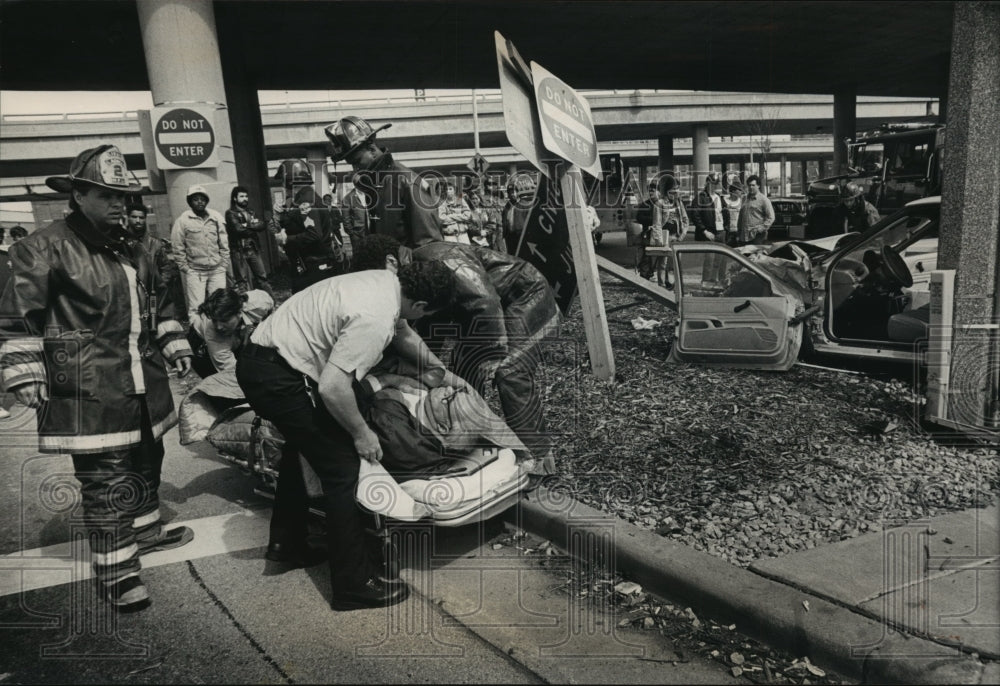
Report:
806,123,945,237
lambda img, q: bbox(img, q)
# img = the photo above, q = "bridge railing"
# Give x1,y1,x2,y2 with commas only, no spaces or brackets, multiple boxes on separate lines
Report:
0,89,687,123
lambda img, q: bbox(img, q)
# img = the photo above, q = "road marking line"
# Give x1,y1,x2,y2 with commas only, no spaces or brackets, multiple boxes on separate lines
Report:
0,508,271,597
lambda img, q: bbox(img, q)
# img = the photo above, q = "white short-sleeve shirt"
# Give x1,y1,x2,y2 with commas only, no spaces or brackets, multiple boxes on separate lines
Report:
251,270,401,382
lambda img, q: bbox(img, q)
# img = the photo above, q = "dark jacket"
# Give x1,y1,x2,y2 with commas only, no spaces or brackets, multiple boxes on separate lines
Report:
225,205,267,252
328,205,344,234
279,206,338,264
411,242,560,358
342,189,369,237
689,190,729,241
0,212,190,454
356,150,443,249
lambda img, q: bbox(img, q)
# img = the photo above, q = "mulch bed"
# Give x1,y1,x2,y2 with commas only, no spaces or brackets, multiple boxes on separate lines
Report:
540,274,999,568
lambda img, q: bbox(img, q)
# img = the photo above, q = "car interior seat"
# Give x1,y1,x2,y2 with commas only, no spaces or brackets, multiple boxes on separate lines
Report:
887,303,931,343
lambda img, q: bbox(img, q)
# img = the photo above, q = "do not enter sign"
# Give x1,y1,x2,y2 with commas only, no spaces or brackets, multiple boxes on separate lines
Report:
531,63,603,180
153,107,217,169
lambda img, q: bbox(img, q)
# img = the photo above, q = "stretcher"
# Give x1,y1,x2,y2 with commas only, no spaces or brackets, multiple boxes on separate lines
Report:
179,373,531,528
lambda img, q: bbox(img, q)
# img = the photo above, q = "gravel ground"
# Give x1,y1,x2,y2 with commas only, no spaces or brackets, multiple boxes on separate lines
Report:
541,275,999,568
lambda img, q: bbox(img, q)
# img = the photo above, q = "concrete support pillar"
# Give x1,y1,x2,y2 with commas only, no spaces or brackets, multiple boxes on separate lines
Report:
938,1,1000,428
137,0,239,222
215,2,275,270
801,160,809,191
832,85,857,175
657,135,674,174
692,125,710,188
779,154,788,195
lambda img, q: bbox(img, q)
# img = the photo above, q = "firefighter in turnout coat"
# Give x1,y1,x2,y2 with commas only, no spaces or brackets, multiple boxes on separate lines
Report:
0,145,194,611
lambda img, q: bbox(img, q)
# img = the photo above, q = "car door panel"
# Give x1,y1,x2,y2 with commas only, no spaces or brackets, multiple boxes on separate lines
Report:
668,243,802,370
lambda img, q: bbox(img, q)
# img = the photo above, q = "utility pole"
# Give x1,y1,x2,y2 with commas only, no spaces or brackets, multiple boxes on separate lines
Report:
472,88,481,152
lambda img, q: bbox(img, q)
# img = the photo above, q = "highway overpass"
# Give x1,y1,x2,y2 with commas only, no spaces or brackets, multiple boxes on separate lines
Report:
0,90,938,200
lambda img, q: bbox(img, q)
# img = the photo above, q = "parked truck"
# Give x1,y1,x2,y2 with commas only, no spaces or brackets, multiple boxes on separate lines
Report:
805,123,945,237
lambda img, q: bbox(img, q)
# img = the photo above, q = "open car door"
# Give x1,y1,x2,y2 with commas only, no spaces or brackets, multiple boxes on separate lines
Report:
667,243,802,370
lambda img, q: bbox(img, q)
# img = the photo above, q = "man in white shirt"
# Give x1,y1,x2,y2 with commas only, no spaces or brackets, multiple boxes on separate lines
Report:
235,263,465,610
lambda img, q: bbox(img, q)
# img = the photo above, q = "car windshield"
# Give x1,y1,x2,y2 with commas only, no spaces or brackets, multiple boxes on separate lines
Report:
811,204,939,265
849,142,884,172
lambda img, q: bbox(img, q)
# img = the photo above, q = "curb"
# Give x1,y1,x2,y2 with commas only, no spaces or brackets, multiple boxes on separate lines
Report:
506,489,989,685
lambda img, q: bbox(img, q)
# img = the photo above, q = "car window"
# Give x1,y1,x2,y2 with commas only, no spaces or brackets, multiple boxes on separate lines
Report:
677,250,773,298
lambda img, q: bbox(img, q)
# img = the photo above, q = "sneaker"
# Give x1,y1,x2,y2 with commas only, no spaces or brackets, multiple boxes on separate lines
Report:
139,526,194,555
0,407,9,419
102,575,150,612
330,576,409,611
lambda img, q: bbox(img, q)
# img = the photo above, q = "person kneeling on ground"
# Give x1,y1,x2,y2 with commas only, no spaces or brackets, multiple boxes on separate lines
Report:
235,262,468,611
188,286,274,378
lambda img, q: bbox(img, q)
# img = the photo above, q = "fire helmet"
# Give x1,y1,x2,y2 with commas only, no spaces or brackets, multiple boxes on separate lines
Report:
45,144,142,194
324,116,392,162
840,182,865,201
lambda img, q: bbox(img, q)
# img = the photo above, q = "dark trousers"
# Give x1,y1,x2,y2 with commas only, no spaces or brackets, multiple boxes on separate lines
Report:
235,348,373,590
232,249,273,296
72,401,164,586
453,339,552,461
291,260,341,294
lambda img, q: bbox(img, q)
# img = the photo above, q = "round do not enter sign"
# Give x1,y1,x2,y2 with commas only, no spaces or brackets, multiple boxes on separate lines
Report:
155,108,215,168
535,76,597,170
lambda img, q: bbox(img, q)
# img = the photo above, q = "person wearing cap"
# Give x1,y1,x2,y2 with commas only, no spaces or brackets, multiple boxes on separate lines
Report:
171,185,231,320
0,145,194,611
325,116,443,249
736,175,775,246
225,186,273,297
274,186,344,292
834,182,880,233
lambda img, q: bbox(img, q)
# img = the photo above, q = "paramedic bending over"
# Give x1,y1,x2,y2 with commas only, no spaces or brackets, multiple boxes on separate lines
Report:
234,264,467,611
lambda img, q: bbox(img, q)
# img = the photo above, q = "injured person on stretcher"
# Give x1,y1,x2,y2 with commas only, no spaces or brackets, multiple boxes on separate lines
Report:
178,353,532,526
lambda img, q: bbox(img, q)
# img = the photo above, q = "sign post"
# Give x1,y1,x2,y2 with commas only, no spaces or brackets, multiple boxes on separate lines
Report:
530,61,613,380
494,33,615,380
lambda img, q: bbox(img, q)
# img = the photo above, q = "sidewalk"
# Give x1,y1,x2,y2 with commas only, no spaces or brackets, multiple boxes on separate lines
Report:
511,491,1000,685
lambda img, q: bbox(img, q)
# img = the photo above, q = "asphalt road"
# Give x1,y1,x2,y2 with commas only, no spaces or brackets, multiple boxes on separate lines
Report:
0,313,742,685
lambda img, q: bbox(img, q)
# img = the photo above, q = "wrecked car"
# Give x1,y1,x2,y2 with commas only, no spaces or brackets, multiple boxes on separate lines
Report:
667,196,942,370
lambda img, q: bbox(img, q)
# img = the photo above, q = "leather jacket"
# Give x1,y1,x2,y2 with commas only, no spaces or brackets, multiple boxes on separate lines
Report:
279,206,338,264
411,242,560,358
355,150,443,248
0,212,191,453
225,205,267,253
